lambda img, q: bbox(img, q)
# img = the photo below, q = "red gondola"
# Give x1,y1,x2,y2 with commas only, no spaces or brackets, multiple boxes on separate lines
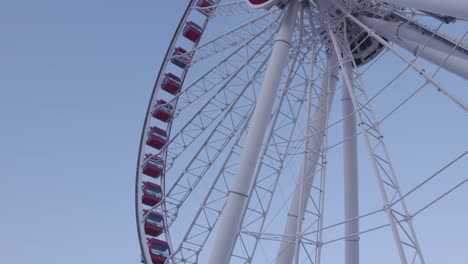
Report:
142,182,163,206
161,73,182,95
183,21,203,42
152,100,174,122
142,154,164,178
144,212,165,237
146,126,167,149
170,47,191,68
196,0,215,16
148,239,171,264
247,0,289,9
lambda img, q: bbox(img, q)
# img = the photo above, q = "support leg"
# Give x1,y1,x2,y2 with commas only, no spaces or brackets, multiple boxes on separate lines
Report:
207,1,299,263
329,27,426,264
342,62,360,264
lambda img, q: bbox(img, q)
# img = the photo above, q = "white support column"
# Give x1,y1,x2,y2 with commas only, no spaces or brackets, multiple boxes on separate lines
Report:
329,28,426,264
207,1,299,263
360,17,468,58
276,51,339,264
394,41,468,80
360,17,468,80
342,62,359,264
376,0,468,20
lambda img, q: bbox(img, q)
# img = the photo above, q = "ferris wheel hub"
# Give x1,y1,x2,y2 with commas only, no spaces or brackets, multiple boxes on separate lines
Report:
313,0,387,66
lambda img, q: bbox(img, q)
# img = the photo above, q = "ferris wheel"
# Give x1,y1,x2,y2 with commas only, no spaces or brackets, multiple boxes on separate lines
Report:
135,0,468,263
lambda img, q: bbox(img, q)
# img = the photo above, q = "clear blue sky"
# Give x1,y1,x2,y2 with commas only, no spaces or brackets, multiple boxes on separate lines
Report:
0,1,182,263
0,1,466,264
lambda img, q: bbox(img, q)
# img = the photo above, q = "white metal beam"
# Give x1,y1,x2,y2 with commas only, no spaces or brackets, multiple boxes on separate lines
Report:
276,50,339,264
342,62,360,264
329,27,426,264
360,16,468,80
376,0,468,20
207,1,299,263
337,8,467,111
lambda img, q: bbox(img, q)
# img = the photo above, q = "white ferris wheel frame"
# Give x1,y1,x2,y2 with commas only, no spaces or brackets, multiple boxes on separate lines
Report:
135,1,468,264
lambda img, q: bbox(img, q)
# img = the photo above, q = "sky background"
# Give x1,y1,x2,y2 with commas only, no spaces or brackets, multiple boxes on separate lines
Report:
0,1,183,263
0,1,466,264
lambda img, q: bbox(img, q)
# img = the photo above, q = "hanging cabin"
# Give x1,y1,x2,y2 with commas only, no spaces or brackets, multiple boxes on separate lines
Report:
142,182,163,207
161,73,182,95
146,126,168,149
148,239,171,264
171,47,191,69
196,0,215,16
142,155,164,178
152,99,174,122
183,21,203,42
144,212,165,237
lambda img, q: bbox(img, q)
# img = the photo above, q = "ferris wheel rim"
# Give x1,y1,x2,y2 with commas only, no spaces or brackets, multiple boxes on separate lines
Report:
135,1,283,263
135,0,197,262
